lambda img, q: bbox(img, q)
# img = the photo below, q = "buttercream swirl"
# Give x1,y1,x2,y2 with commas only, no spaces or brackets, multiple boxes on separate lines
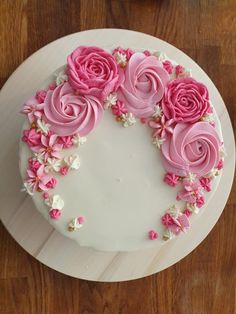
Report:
67,46,123,101
117,52,170,118
43,82,103,136
161,122,221,176
161,77,210,123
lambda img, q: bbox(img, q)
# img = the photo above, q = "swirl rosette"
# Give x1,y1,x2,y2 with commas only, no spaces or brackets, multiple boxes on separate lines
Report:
117,52,170,118
161,122,221,176
43,82,103,136
67,46,123,101
161,77,210,123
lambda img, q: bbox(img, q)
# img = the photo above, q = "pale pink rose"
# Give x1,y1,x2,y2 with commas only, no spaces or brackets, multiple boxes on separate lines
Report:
111,100,128,116
43,82,103,137
49,209,61,219
161,122,221,176
117,52,169,118
67,46,123,100
162,60,174,74
163,173,180,187
161,77,210,123
22,129,41,147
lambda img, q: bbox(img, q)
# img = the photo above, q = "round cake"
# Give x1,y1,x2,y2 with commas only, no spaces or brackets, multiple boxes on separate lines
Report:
19,46,225,252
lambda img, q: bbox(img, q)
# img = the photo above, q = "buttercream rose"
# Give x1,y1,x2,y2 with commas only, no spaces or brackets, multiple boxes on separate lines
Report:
161,122,221,176
161,77,210,123
117,53,170,118
43,82,103,136
67,46,123,101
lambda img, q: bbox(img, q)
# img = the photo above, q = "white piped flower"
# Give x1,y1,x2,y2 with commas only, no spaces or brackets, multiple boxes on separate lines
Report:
152,137,165,149
72,134,87,147
184,172,197,183
163,229,173,241
21,182,34,195
45,158,62,173
167,205,180,218
33,152,45,164
68,217,84,231
201,113,215,123
152,105,163,118
121,112,136,127
64,154,80,170
115,52,127,66
104,93,117,109
55,71,68,86
153,51,167,61
36,119,50,135
45,194,64,210
219,145,226,158
206,168,219,179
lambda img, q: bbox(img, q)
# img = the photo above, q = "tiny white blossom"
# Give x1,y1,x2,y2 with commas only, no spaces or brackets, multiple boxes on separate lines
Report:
121,112,136,127
33,152,44,164
104,93,117,109
21,182,34,195
64,154,80,170
36,119,50,135
163,229,173,241
152,137,165,149
153,51,167,61
115,52,127,66
206,168,219,179
201,113,215,123
45,158,62,173
45,194,64,210
152,105,163,118
72,134,87,147
184,172,197,183
167,205,180,218
219,145,226,158
55,71,68,86
68,218,84,231
186,202,199,214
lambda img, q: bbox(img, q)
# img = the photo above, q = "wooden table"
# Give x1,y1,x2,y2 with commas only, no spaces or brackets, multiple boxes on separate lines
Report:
0,1,235,313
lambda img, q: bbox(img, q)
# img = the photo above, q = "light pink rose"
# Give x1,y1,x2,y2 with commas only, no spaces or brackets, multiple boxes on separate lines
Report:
117,53,169,118
161,77,210,123
67,46,123,100
43,82,103,136
161,122,221,176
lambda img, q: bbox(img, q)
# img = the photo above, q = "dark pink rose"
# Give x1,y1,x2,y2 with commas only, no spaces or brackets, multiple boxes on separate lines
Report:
161,77,210,123
67,46,123,101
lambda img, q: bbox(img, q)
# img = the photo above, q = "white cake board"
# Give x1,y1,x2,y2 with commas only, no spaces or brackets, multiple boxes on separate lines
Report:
0,29,235,282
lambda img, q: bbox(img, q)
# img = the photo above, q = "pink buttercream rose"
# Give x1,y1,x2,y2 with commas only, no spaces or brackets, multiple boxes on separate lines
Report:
117,52,170,118
43,82,103,136
161,122,221,176
67,46,123,100
161,77,210,123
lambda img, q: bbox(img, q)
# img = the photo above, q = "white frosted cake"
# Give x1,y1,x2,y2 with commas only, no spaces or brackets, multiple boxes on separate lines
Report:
19,46,225,251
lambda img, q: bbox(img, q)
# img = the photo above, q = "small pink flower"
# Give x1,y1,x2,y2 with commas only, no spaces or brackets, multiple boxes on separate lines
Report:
183,209,192,217
42,192,49,199
28,157,41,172
49,209,61,219
21,99,44,123
161,213,174,227
31,134,63,161
163,60,174,74
26,165,52,192
77,216,85,225
48,83,57,90
175,65,184,76
22,129,41,147
200,177,211,192
149,115,174,138
216,159,224,170
177,180,203,203
46,177,57,189
112,100,128,116
60,166,69,176
168,214,190,235
148,230,158,240
196,195,205,208
58,136,73,148
164,173,180,187
35,90,47,103
143,50,151,56
140,117,150,124
207,106,213,113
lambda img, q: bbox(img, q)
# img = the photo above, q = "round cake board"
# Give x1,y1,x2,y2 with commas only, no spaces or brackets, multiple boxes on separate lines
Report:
0,29,235,282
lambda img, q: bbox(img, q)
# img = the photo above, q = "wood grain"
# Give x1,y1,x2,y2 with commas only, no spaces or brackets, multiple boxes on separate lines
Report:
0,0,235,313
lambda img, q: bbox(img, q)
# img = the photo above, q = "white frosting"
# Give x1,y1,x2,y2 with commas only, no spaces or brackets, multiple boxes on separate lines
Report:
45,194,64,210
19,66,223,252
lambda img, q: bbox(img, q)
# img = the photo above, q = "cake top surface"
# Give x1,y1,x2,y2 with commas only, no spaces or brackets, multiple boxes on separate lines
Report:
19,46,224,251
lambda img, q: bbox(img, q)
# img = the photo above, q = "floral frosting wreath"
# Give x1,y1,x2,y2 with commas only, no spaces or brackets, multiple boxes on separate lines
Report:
21,46,225,241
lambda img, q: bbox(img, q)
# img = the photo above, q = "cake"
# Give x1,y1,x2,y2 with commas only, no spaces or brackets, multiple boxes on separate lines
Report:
19,46,225,251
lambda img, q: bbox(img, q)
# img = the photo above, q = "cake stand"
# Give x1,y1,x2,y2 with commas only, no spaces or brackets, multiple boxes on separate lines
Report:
0,29,235,282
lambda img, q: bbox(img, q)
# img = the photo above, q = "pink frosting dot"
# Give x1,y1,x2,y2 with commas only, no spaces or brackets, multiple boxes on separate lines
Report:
175,65,185,76
196,196,205,208
77,216,85,225
163,173,180,187
183,209,192,217
49,209,61,219
143,50,151,56
200,177,211,192
35,90,47,103
42,192,49,199
60,166,69,176
162,60,174,74
216,159,224,170
148,230,158,240
46,177,57,189
161,213,174,227
111,100,128,116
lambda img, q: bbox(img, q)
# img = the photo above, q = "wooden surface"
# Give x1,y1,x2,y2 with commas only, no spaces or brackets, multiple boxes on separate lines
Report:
0,1,235,313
